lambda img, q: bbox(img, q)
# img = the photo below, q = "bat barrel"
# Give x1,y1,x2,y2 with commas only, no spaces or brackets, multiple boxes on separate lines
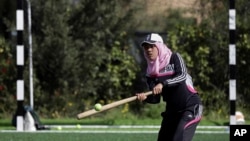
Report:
77,91,152,119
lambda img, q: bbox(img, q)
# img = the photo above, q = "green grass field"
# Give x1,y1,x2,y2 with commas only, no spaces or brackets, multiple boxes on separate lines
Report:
0,117,231,141
0,132,229,141
0,117,234,141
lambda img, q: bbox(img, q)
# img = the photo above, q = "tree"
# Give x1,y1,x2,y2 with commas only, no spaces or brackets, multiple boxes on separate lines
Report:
0,37,16,117
31,0,80,117
30,0,140,117
68,0,140,111
0,0,16,39
235,0,250,110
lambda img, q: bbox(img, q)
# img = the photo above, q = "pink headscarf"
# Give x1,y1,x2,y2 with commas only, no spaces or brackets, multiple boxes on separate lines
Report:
144,42,172,77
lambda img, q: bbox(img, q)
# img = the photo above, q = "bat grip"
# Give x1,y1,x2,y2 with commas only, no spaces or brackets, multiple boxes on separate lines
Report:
144,91,153,96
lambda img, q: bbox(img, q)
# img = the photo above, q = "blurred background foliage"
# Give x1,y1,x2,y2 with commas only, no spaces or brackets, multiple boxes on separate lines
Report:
0,0,250,120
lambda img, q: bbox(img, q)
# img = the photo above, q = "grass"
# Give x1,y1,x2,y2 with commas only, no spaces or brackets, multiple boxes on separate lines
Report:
1,115,245,129
0,117,230,128
0,116,232,141
0,132,229,141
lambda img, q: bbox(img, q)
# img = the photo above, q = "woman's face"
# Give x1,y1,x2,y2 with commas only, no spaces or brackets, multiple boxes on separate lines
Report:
143,44,158,61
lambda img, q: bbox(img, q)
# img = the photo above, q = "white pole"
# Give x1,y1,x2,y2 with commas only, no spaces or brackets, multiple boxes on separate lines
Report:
229,0,236,125
26,0,34,109
16,0,24,131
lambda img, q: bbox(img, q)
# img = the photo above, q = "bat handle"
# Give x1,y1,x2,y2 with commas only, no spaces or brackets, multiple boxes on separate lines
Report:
144,91,153,96
136,91,153,101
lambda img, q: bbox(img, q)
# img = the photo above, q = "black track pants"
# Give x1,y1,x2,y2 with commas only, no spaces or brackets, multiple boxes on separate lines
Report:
157,104,203,141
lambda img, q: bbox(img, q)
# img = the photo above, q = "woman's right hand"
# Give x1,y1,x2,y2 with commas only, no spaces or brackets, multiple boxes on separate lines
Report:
136,93,147,102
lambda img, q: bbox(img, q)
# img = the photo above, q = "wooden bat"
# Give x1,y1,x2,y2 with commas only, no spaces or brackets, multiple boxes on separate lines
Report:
77,91,153,119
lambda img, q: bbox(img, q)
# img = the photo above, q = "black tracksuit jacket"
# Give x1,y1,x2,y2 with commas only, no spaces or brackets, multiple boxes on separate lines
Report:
145,52,201,113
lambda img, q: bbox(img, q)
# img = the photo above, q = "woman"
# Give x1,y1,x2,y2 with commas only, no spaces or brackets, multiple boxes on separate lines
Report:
136,33,202,141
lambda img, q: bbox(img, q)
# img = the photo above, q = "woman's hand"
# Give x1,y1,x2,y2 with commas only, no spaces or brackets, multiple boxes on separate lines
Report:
136,83,163,102
136,93,147,102
153,83,163,95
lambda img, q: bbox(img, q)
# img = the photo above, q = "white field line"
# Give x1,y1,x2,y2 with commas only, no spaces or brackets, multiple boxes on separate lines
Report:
47,125,160,128
46,125,228,129
0,130,229,134
0,125,229,134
